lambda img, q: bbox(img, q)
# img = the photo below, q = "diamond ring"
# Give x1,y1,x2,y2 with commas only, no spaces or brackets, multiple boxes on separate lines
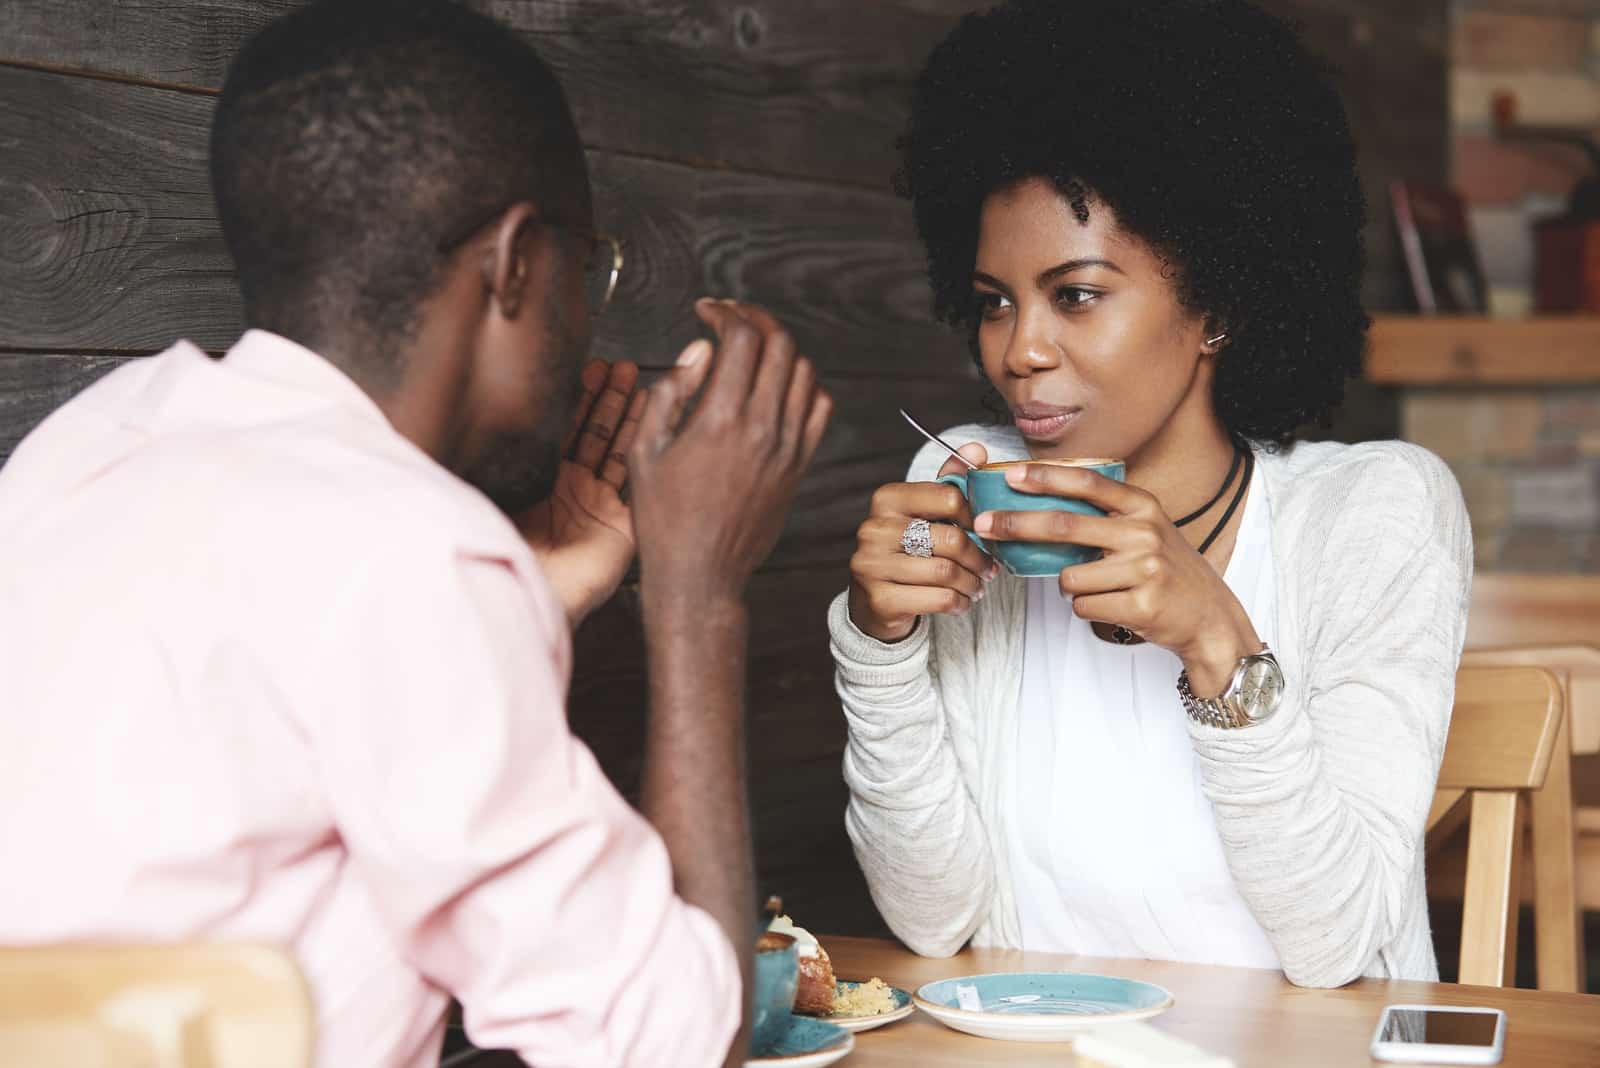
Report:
901,518,935,558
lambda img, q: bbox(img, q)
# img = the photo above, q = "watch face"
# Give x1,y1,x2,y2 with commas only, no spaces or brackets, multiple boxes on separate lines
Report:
1236,656,1284,721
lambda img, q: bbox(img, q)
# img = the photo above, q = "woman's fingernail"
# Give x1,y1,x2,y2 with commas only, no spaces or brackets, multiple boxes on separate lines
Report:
973,513,993,535
973,587,986,602
986,564,1000,582
1005,467,1027,485
676,339,711,367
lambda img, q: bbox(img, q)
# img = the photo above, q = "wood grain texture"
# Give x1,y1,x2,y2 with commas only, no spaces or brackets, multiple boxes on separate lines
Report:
0,64,974,383
1440,666,1564,792
0,0,1447,312
1460,788,1524,987
825,935,1600,1067
0,943,313,1068
570,569,890,937
1367,316,1600,385
1469,574,1600,650
0,354,129,459
0,0,957,190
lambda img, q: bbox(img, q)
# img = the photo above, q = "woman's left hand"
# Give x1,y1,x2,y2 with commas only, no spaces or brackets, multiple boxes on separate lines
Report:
973,463,1261,696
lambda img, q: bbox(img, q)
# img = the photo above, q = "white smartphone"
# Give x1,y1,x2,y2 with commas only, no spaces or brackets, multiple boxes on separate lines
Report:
1369,1004,1506,1064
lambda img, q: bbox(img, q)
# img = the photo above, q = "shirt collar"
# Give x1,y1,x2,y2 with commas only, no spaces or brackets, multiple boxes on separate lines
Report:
221,329,393,429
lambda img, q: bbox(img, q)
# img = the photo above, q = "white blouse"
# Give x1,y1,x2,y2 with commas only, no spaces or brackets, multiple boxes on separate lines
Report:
1006,477,1282,969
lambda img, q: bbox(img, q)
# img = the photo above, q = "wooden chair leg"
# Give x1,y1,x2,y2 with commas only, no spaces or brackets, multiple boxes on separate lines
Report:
1530,706,1583,992
1460,790,1522,987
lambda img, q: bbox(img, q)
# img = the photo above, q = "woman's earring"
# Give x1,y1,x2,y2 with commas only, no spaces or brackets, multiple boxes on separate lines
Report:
1206,332,1229,347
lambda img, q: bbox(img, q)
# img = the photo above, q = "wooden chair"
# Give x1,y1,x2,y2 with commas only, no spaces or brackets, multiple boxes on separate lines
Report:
1426,666,1564,988
1459,644,1599,992
0,943,312,1068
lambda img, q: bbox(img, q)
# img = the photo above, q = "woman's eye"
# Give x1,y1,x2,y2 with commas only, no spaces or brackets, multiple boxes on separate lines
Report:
975,291,1012,319
1055,285,1099,309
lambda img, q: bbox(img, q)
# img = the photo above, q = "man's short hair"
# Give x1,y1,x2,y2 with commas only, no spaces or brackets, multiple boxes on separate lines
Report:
211,0,585,385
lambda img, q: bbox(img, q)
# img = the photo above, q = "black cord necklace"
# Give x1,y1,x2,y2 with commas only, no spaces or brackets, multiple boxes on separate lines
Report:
1103,440,1253,646
1172,442,1243,528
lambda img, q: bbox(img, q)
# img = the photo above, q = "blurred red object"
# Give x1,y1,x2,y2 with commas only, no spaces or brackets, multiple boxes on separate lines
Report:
1492,89,1600,312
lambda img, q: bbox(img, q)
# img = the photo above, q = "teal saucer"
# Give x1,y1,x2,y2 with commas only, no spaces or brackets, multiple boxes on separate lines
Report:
745,1014,855,1067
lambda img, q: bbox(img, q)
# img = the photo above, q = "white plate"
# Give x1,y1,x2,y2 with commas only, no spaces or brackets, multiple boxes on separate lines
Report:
913,971,1174,1043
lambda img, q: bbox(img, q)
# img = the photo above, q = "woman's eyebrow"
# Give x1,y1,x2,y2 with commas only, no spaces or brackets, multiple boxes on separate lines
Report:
1038,257,1123,284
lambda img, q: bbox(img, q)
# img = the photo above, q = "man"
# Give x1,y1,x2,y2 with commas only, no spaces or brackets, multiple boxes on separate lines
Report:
0,2,830,1066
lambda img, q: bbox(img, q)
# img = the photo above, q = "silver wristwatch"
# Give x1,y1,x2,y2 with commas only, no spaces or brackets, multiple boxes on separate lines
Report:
1177,645,1284,729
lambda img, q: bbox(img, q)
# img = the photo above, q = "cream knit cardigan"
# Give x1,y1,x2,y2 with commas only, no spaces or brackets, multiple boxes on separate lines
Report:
829,428,1472,987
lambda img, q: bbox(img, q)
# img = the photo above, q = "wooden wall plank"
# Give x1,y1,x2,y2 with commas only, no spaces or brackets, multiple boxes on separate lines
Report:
571,568,889,936
0,354,128,459
0,0,956,190
0,64,971,383
1,0,1448,312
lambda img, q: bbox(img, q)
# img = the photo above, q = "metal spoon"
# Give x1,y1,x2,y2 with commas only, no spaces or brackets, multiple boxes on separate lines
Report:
900,408,978,470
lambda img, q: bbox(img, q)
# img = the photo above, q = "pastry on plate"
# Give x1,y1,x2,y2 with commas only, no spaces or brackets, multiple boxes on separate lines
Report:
765,914,836,1015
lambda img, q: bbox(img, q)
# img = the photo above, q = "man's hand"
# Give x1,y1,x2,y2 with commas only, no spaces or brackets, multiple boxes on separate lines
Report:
517,359,645,628
629,301,833,612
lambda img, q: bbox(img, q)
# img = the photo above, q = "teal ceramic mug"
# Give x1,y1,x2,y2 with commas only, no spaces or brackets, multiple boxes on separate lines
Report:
752,930,800,1054
938,458,1126,578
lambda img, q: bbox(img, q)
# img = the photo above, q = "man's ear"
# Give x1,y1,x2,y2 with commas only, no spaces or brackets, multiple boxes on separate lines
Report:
482,201,540,319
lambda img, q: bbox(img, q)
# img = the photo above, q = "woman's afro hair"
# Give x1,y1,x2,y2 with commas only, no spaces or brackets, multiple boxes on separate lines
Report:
898,0,1368,443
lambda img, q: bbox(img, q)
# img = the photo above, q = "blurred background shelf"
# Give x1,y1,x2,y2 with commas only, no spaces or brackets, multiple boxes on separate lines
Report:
1367,315,1600,385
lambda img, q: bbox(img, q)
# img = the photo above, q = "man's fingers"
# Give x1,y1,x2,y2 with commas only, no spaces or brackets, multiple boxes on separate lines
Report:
780,356,818,457
563,358,610,454
602,391,648,489
692,299,761,413
748,323,799,429
936,442,988,478
573,361,639,470
798,387,832,469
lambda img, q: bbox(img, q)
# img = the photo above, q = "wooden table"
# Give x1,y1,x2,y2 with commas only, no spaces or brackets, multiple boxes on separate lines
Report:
824,936,1600,1067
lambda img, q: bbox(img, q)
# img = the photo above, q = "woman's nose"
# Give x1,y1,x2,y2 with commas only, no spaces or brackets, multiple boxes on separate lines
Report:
1002,305,1063,378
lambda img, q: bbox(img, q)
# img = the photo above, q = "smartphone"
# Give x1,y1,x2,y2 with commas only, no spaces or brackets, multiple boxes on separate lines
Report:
1369,1005,1506,1064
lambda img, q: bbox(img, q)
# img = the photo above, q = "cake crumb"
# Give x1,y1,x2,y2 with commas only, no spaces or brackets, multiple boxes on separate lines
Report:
831,977,896,1017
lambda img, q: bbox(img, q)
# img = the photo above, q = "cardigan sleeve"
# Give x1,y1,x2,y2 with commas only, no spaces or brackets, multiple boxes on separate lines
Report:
829,428,1017,957
831,593,996,957
1186,444,1472,987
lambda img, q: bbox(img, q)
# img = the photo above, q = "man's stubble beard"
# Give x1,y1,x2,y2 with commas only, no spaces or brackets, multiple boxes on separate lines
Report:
459,289,586,517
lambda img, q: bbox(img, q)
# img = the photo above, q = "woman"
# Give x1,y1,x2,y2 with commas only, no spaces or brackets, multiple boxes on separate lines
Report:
832,0,1471,987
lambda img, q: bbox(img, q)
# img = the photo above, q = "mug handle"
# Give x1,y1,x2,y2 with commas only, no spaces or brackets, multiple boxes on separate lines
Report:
937,472,993,557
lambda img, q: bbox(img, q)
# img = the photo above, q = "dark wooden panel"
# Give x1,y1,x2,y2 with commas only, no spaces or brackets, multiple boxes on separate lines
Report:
0,351,990,571
0,0,960,190
0,353,129,459
0,64,971,382
571,568,891,937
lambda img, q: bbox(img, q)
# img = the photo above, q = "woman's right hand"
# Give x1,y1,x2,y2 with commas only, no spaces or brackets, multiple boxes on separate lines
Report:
847,442,999,642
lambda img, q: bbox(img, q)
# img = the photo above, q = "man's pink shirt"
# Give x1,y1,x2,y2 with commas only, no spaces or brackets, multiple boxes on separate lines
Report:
0,331,740,1068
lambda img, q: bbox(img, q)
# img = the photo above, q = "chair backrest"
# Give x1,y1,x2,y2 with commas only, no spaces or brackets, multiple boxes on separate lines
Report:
0,944,312,1068
1435,666,1564,987
1461,644,1600,757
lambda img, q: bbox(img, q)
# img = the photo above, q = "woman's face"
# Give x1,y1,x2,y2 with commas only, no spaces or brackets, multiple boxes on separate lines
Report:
972,177,1216,462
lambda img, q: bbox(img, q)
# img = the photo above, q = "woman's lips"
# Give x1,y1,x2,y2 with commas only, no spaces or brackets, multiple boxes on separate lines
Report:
1011,404,1081,439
